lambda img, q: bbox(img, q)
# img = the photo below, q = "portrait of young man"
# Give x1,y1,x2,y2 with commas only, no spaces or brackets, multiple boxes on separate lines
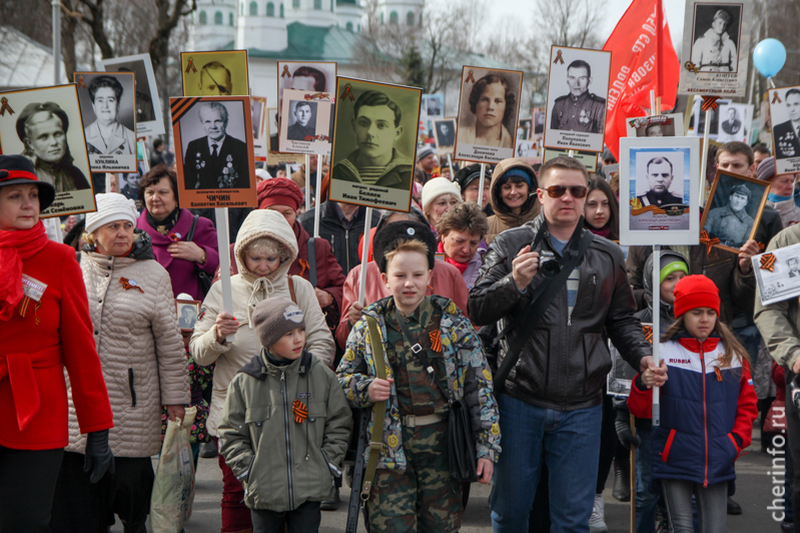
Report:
286,101,316,141
691,7,738,72
704,183,755,248
182,101,249,190
637,156,684,207
550,59,606,134
773,88,800,159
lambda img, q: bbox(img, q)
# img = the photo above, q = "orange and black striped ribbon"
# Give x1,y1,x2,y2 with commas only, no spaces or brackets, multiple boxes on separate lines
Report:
429,330,442,352
465,69,476,83
699,230,720,254
0,97,14,116
701,95,721,112
185,57,197,73
760,253,776,272
773,91,782,104
340,83,355,102
292,400,308,424
642,325,653,344
19,296,41,325
281,65,291,78
554,50,565,64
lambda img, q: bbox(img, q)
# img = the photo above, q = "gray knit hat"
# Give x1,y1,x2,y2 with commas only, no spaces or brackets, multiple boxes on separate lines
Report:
252,296,305,349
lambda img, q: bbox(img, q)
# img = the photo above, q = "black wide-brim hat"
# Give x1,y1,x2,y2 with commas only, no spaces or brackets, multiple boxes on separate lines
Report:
373,220,437,273
0,155,56,211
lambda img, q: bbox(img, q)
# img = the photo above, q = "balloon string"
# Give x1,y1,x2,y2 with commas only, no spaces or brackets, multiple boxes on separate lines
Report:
768,77,776,89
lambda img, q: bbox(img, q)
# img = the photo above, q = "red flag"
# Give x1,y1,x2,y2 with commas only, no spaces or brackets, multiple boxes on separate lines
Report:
602,0,679,160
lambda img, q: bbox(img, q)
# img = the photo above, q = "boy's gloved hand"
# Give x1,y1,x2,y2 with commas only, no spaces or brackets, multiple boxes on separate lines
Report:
84,429,115,483
615,409,641,450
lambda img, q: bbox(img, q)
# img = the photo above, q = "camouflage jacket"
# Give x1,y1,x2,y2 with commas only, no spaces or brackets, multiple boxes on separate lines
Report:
337,295,501,470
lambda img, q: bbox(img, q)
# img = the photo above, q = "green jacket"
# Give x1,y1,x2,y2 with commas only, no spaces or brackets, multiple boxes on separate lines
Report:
219,350,353,511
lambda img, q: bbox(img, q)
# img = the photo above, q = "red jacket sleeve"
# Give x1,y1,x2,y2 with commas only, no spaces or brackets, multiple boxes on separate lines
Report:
59,249,113,434
731,360,758,450
627,373,653,420
314,237,345,314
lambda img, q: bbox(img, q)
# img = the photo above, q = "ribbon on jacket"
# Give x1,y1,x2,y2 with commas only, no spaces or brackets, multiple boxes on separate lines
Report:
0,346,61,431
699,230,719,254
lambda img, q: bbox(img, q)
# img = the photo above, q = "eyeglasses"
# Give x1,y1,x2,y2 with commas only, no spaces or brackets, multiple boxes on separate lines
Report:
539,185,588,199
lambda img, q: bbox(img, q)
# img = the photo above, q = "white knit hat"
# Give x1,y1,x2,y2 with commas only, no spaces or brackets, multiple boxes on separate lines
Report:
85,193,138,235
421,177,461,212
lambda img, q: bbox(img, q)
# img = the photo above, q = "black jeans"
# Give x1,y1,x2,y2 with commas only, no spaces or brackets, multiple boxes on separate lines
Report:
251,500,321,533
0,445,64,533
786,370,800,533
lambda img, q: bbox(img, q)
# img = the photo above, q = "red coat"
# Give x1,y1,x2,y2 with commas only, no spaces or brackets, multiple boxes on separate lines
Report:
0,241,113,450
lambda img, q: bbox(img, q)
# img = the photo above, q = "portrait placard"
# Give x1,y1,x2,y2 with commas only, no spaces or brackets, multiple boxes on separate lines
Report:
420,94,444,136
679,0,751,98
117,172,142,202
266,107,304,166
626,114,685,138
515,139,536,158
455,66,523,164
0,85,96,217
171,96,257,209
251,96,267,162
715,102,752,143
518,118,532,141
532,107,546,137
544,46,611,154
98,53,164,136
181,50,249,97
700,170,770,253
277,61,336,116
433,117,457,155
752,243,800,306
690,97,731,140
619,136,701,246
73,72,137,173
543,148,597,172
606,329,650,397
175,299,201,331
278,89,333,156
329,77,421,212
769,86,800,175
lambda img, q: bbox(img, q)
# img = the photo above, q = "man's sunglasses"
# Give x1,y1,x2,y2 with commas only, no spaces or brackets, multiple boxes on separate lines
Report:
539,185,588,199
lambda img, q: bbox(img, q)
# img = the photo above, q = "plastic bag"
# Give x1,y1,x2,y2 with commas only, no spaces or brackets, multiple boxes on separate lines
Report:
151,407,197,533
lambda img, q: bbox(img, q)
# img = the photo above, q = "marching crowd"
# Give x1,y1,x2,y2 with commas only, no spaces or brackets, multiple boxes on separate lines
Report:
2,138,799,533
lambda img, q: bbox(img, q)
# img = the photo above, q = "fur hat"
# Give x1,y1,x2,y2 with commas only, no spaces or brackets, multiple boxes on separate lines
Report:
85,193,138,235
421,177,461,213
673,275,720,318
0,155,56,211
257,177,304,211
373,220,436,273
252,296,306,349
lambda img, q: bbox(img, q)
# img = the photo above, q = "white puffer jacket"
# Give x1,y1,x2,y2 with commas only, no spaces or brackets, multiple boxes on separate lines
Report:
190,210,335,437
67,233,190,457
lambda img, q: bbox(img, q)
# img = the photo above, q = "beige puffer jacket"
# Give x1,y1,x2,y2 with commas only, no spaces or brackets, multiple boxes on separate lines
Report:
190,210,335,437
67,233,190,457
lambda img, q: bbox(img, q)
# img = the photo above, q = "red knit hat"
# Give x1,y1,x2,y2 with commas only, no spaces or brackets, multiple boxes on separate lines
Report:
257,177,304,211
673,275,720,318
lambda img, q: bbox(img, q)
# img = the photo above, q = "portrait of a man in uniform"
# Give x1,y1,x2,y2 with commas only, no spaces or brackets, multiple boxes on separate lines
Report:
286,101,316,141
691,7,738,72
637,157,684,208
183,101,249,190
773,89,800,160
550,60,606,134
721,107,742,135
704,183,755,248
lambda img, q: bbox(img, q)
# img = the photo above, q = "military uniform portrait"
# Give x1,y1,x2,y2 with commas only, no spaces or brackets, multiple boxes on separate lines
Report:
433,118,456,154
701,171,770,253
181,51,249,97
544,46,611,154
329,77,421,212
770,86,800,175
278,89,333,156
99,53,165,137
716,103,752,143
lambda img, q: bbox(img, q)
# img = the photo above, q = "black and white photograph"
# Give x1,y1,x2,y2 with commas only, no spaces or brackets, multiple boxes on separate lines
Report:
420,94,444,136
626,114,685,138
266,106,303,166
251,95,267,161
118,172,141,200
171,96,257,209
679,0,751,97
752,242,800,306
769,86,800,175
279,90,332,156
515,139,535,158
329,77,421,212
716,102,752,143
74,72,137,173
619,136,701,246
532,107,546,136
0,85,95,217
544,46,611,154
455,66,523,164
99,53,164,136
690,97,732,139
182,50,249,97
433,118,456,155
176,300,201,330
277,61,336,113
700,170,770,253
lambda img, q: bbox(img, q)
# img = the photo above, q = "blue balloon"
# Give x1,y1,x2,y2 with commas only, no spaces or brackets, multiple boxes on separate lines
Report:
753,38,786,78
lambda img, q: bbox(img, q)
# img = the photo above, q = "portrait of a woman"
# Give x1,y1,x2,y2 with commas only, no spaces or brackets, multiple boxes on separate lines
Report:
458,73,516,149
83,75,136,156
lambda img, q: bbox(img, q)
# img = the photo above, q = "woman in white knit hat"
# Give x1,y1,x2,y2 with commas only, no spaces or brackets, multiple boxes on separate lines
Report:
421,177,462,235
50,192,190,533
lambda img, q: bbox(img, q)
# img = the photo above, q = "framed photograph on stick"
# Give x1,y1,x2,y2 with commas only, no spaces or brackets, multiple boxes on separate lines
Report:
454,66,523,163
0,84,95,217
626,114,685,138
277,61,336,115
98,53,164,137
619,136,701,246
433,117,457,155
679,0,751,98
175,299,201,331
181,50,249,97
171,96,257,209
328,77,421,212
74,71,137,173
769,85,800,175
544,46,611,155
266,107,304,166
278,89,333,156
700,170,770,253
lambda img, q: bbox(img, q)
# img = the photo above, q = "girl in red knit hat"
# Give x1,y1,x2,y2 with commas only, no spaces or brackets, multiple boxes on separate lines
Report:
628,274,757,533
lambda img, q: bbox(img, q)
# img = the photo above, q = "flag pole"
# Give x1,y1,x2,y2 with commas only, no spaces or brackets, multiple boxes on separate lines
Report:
656,0,664,99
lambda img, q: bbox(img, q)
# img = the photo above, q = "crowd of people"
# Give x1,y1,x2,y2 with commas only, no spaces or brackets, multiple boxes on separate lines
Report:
1,137,797,533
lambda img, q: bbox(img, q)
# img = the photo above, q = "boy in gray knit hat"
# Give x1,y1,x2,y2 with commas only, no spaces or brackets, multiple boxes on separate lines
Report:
218,297,352,532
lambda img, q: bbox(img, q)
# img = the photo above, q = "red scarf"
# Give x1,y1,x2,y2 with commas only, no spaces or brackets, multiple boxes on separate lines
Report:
0,221,49,321
437,241,469,274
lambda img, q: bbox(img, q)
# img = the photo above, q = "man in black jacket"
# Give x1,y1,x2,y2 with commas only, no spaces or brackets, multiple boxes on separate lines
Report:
469,156,660,533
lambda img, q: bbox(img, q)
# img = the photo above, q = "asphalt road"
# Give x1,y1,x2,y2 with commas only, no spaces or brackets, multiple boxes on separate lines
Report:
112,426,783,532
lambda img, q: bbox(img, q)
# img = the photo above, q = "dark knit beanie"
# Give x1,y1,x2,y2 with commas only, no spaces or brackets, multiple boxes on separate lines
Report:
373,220,436,273
257,177,304,211
673,275,720,318
252,296,306,349
755,156,776,181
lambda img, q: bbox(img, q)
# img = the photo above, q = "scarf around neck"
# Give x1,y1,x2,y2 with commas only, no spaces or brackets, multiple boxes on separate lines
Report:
0,221,50,321
146,206,181,236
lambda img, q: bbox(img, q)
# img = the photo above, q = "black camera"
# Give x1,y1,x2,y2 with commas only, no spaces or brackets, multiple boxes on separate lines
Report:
538,250,560,278
791,376,800,411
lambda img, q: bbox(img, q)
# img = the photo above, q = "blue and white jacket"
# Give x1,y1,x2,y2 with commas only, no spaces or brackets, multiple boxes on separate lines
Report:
628,334,758,487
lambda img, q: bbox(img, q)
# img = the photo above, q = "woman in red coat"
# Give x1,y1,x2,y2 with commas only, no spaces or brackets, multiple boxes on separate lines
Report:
0,155,114,532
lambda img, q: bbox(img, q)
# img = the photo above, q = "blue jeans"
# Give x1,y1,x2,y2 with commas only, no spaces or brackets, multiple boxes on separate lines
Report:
733,324,760,370
635,426,658,533
662,479,727,533
490,395,602,533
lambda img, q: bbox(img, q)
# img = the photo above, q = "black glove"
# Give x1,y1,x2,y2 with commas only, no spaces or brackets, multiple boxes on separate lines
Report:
615,409,642,450
84,429,115,483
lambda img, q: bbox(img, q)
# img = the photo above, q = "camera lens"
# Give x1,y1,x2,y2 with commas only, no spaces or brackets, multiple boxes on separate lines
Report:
540,259,560,277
